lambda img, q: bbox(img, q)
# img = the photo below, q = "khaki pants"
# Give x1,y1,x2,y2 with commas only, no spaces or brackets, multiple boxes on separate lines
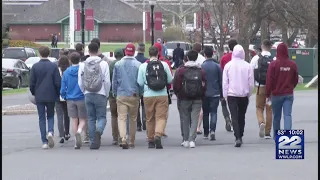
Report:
144,96,169,142
109,96,119,141
117,96,139,144
256,86,272,134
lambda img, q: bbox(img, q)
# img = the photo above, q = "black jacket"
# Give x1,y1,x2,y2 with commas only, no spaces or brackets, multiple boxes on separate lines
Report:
135,53,147,63
173,47,184,63
29,59,61,102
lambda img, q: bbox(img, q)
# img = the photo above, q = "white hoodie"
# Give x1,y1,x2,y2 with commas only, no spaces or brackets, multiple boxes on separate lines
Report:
78,56,110,97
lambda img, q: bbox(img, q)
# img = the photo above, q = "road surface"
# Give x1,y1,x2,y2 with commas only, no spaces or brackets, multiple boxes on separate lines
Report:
2,93,30,107
2,90,318,180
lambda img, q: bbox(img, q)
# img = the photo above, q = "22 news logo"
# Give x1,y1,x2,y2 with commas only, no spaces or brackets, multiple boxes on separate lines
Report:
275,130,304,160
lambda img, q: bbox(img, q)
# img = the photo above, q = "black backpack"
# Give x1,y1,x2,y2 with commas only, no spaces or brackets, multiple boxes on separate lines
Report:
182,67,203,98
254,54,273,85
146,60,167,91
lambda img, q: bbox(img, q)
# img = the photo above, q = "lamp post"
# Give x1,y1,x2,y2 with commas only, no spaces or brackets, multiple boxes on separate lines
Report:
80,0,85,46
200,1,205,50
149,0,156,46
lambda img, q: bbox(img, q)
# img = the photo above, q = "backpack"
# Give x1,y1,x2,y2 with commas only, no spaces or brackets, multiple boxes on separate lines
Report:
146,60,167,91
83,59,103,92
254,54,273,85
182,67,203,98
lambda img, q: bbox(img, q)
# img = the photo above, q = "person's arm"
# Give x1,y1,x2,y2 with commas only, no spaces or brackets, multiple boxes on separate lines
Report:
265,63,274,98
29,66,36,95
111,64,118,97
201,69,207,97
104,62,111,97
222,64,229,98
53,66,61,96
164,63,173,84
218,65,223,98
292,63,299,88
60,73,67,100
248,65,254,97
78,63,85,93
173,68,180,95
220,56,225,71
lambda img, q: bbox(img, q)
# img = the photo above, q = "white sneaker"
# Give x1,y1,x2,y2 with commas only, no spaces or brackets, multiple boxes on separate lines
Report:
47,132,55,148
189,141,195,148
182,141,189,148
42,144,49,149
264,135,272,139
259,123,265,138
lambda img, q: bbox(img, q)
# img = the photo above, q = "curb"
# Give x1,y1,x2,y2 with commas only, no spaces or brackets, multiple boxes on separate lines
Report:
2,106,110,116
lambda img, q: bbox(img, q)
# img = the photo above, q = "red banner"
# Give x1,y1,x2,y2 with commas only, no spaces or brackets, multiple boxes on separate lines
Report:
146,12,151,31
74,9,81,31
85,9,94,31
196,11,211,30
154,12,163,31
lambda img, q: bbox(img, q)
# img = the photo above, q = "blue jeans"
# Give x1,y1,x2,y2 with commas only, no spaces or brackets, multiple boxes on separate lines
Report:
85,93,107,143
36,102,55,144
272,95,294,137
202,97,220,134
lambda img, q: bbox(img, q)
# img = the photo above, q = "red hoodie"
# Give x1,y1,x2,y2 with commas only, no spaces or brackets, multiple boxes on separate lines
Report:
265,43,299,97
220,52,232,71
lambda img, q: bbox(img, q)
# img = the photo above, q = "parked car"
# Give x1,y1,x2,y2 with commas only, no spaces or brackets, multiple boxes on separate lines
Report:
2,58,30,89
50,48,76,59
2,47,36,61
25,57,58,69
102,51,138,62
165,41,192,58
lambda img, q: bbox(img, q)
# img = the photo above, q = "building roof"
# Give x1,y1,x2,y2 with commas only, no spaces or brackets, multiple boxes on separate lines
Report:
8,0,142,24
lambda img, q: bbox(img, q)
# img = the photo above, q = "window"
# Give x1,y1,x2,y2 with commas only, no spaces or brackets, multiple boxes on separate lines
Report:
74,24,98,42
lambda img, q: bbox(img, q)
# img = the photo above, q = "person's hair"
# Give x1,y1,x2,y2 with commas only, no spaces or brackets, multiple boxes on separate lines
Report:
149,46,159,57
58,55,70,73
228,39,238,51
91,38,100,48
75,43,84,52
187,50,198,61
192,43,201,53
261,39,272,50
138,44,145,52
122,48,126,56
38,46,50,58
203,46,213,58
88,42,99,54
177,43,180,47
183,55,188,63
69,52,80,65
162,40,166,44
59,48,69,57
115,51,124,59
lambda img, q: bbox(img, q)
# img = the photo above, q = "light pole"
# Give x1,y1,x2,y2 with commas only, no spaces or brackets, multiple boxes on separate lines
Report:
69,0,75,49
80,0,85,46
143,0,146,44
200,1,205,50
149,0,156,45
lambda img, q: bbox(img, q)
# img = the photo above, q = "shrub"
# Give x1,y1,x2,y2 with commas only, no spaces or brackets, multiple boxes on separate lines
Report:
9,40,41,48
163,26,188,41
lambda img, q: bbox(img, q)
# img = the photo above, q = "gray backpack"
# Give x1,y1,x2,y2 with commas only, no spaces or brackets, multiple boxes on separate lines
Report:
83,59,103,92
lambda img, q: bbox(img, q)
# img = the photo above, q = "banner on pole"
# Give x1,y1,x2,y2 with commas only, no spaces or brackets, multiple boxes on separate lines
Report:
145,12,151,31
154,12,163,31
85,9,94,31
75,9,81,31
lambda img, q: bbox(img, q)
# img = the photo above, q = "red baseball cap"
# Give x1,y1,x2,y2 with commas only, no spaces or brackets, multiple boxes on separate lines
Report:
125,43,135,56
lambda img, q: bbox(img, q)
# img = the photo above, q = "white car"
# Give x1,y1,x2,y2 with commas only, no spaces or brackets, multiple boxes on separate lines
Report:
272,42,283,49
102,51,138,62
165,41,192,58
25,57,57,69
185,24,195,32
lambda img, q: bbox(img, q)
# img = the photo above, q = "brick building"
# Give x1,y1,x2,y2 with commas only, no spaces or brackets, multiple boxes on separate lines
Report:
6,0,147,42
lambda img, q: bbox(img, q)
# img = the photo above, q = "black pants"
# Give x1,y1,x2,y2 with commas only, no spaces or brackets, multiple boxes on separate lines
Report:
227,96,249,139
137,97,146,128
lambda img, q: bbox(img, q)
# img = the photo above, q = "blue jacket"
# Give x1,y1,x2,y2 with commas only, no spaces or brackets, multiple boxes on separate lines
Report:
201,58,223,97
135,53,147,64
29,59,61,102
162,44,168,57
112,56,142,97
60,65,84,101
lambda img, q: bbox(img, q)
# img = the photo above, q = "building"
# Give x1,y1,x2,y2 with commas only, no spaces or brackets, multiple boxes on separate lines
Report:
6,0,145,42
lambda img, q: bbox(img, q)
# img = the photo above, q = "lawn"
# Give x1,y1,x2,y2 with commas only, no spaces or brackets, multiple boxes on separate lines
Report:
2,88,28,96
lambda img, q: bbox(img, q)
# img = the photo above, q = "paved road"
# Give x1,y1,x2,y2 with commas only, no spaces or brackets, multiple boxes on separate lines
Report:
2,92,30,107
2,90,318,180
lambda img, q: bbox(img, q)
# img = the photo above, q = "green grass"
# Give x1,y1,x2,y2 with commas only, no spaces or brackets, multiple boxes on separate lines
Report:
2,88,28,96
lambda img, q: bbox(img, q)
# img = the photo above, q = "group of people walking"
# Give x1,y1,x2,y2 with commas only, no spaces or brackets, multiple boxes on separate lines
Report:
29,37,299,150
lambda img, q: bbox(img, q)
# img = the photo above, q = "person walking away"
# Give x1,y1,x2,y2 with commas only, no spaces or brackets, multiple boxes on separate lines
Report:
89,38,110,64
54,34,58,48
56,55,71,143
250,39,274,139
109,49,124,145
112,43,141,149
30,46,61,149
137,46,173,149
173,43,185,68
201,46,223,140
222,44,254,147
173,50,206,148
162,40,168,58
51,34,55,48
219,39,238,132
135,43,148,131
60,52,87,149
78,42,110,150
265,43,299,140
75,43,86,62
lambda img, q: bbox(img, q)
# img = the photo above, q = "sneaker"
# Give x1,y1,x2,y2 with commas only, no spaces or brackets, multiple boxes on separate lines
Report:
42,144,49,149
240,137,243,144
182,141,189,148
64,134,71,141
83,136,90,144
163,133,168,138
137,126,142,132
148,142,155,148
59,138,65,144
75,132,82,148
203,134,209,139
90,143,100,150
155,136,163,149
259,123,266,138
210,132,216,141
142,123,146,131
47,132,54,148
264,134,272,139
189,141,195,148
74,145,80,149
94,131,101,148
129,143,135,148
234,139,242,147
121,142,129,149
225,117,233,132
181,140,184,146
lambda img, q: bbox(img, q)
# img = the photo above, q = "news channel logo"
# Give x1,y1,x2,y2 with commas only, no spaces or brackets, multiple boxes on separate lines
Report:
275,129,304,160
